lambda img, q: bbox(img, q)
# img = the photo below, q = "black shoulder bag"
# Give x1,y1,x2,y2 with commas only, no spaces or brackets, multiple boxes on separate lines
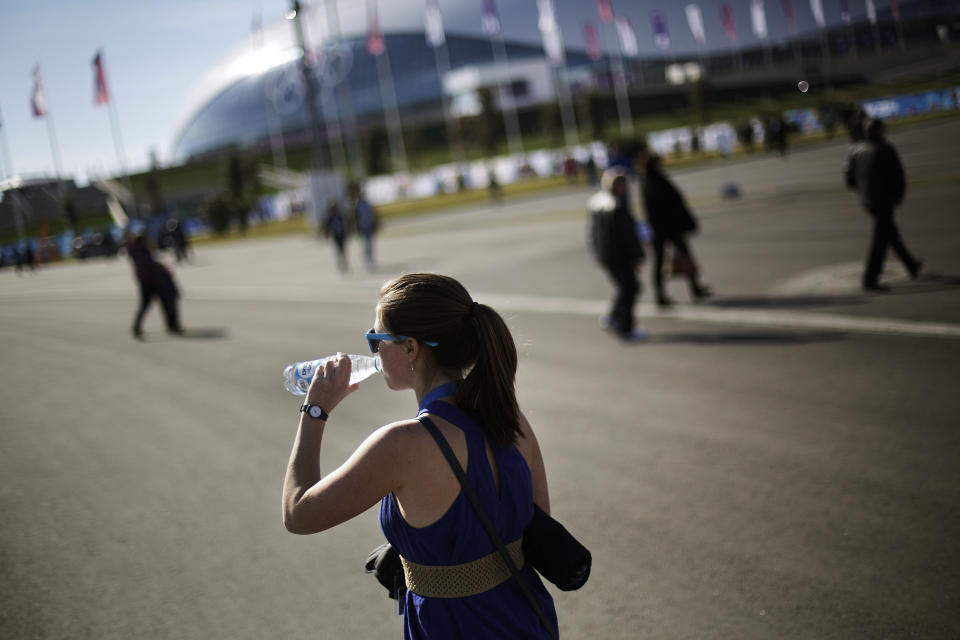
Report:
365,417,591,639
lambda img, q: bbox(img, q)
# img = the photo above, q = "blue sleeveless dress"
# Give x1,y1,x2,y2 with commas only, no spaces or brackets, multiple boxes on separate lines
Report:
379,399,558,639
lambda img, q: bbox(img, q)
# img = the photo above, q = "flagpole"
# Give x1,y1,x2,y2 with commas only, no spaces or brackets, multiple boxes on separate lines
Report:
554,68,579,148
375,41,408,173
106,98,137,216
893,9,906,52
0,104,27,244
252,14,288,170
95,52,137,217
325,0,365,178
601,22,634,137
431,32,467,165
490,33,525,156
290,0,329,178
299,6,348,177
0,104,12,179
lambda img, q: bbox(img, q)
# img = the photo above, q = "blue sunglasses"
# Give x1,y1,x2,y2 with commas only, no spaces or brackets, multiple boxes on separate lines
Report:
366,328,438,354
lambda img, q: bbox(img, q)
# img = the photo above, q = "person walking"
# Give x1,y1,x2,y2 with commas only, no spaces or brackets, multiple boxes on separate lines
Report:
641,155,712,307
350,182,380,271
844,118,922,292
322,199,349,273
282,273,559,639
588,168,646,341
127,232,183,339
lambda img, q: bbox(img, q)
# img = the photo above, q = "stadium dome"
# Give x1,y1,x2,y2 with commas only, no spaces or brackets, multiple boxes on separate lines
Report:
170,0,598,162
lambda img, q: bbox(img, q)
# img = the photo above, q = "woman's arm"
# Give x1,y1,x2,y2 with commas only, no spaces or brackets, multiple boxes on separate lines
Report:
282,420,409,534
518,412,550,515
281,354,406,534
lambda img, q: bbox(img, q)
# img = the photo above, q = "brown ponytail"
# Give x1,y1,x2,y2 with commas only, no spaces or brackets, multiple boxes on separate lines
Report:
378,274,521,446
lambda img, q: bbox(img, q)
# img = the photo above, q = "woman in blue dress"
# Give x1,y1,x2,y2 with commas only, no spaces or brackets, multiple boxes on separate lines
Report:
282,273,559,638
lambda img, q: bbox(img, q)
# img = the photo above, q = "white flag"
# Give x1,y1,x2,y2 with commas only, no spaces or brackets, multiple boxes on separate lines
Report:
537,0,566,66
751,0,769,39
616,16,639,56
865,0,877,25
31,64,47,118
685,4,706,46
809,0,825,29
425,0,445,47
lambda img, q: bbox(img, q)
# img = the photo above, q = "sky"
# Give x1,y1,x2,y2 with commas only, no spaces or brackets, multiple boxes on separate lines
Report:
0,0,893,186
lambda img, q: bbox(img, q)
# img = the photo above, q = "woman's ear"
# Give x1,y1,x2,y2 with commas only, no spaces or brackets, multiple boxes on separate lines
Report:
404,338,419,357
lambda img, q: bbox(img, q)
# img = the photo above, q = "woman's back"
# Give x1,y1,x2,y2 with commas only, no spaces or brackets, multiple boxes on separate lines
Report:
380,400,557,639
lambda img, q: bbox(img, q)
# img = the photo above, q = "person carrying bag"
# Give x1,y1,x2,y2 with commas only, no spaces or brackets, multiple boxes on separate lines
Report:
283,274,587,639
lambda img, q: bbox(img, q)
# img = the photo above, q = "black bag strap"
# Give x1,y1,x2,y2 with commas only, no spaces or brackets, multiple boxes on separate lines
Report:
417,416,558,640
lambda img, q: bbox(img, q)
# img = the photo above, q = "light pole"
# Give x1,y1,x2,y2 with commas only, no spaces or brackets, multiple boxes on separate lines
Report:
288,0,328,174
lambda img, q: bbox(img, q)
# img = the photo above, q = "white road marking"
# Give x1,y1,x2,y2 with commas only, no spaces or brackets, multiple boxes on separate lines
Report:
478,292,960,339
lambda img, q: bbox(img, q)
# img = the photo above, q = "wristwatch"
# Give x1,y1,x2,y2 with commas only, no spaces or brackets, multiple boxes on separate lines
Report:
300,404,329,420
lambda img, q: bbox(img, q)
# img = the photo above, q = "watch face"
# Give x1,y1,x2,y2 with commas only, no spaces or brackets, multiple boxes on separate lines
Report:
308,406,324,419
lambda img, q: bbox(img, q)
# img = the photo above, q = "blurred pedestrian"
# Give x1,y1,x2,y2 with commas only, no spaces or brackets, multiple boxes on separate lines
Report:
127,233,183,339
488,168,503,204
562,155,578,183
847,106,868,142
322,199,348,273
167,218,191,263
584,155,599,186
350,182,380,271
642,155,712,307
844,118,922,292
588,168,646,341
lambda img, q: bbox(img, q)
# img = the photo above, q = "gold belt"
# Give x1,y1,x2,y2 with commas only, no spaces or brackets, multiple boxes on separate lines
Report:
400,538,524,598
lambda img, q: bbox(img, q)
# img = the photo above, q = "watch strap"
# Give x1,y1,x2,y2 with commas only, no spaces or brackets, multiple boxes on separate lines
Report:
300,404,329,420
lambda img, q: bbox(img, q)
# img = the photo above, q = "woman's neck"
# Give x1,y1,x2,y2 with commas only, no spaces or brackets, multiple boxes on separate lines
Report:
414,371,458,407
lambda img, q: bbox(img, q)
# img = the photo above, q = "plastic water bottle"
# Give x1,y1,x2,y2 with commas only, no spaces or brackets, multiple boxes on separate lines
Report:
282,354,381,395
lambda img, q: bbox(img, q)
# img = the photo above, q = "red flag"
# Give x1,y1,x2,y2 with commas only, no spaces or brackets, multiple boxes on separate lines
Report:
891,0,900,21
597,0,613,23
93,50,109,105
782,0,796,34
583,22,602,61
31,64,46,118
367,1,384,56
720,3,737,42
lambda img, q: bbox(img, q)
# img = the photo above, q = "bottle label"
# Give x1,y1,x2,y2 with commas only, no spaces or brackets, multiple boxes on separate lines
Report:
298,362,314,378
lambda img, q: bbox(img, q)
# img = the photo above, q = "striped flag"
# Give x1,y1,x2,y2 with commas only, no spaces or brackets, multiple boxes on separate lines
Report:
93,50,109,105
751,0,769,40
685,4,707,46
809,0,825,29
597,0,613,24
30,64,46,118
616,16,639,56
425,0,445,48
721,4,737,42
481,0,500,36
782,0,797,33
367,0,384,56
650,9,670,50
583,22,602,61
865,0,877,25
537,0,565,67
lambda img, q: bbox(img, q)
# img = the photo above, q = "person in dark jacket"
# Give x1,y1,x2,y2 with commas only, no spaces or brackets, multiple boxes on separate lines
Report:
349,182,380,271
128,233,183,339
642,155,712,307
844,118,922,292
322,199,348,273
588,168,646,341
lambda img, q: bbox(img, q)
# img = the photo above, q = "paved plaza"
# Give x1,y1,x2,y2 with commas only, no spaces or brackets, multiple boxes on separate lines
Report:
2,120,959,639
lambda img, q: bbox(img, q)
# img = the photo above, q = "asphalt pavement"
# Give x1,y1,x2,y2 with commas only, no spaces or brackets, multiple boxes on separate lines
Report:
2,120,959,639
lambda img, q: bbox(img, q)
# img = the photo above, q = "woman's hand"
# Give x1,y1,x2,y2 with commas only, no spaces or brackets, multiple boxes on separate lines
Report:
305,353,359,415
